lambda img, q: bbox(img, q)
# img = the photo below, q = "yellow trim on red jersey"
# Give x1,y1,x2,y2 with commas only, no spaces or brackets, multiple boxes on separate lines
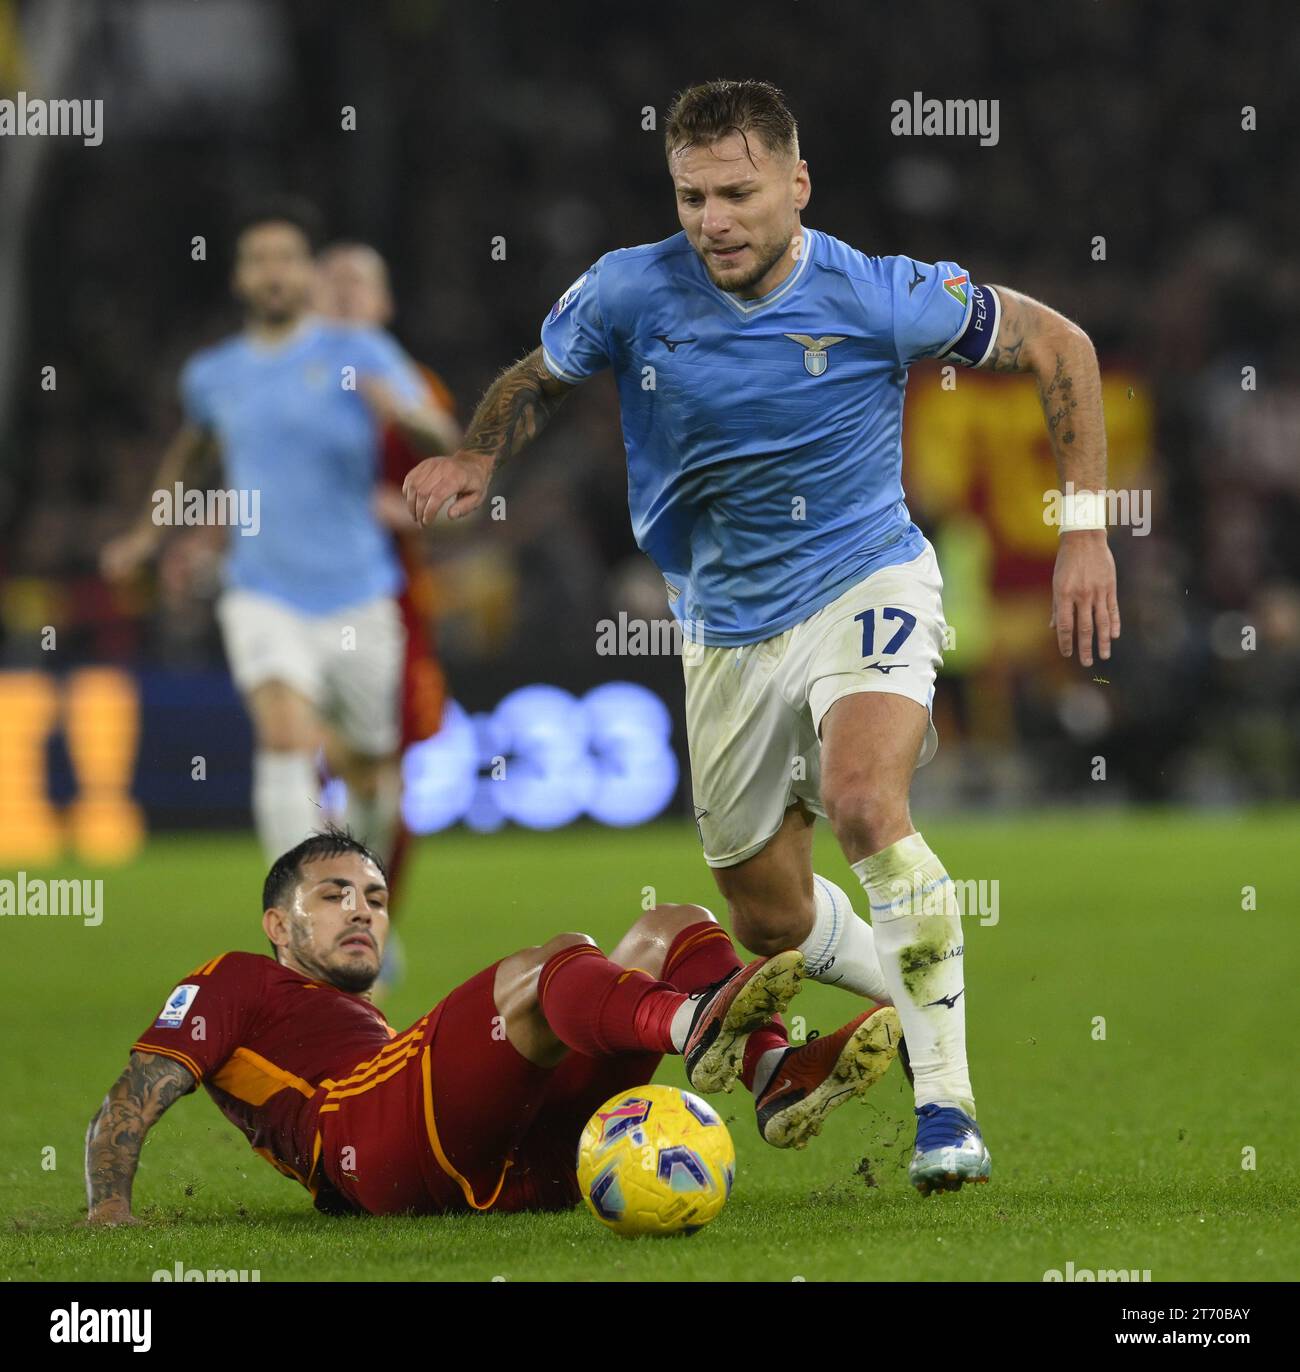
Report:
320,1044,421,1102
420,1044,511,1211
131,1042,203,1082
319,1017,429,1090
252,1145,308,1187
210,1046,316,1105
307,1130,325,1198
184,953,228,979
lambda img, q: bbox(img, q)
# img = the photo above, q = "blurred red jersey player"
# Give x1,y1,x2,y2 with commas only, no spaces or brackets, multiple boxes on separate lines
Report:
315,243,457,911
83,829,902,1221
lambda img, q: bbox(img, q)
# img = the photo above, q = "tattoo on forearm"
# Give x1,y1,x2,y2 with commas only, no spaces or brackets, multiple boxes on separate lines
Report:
1038,352,1078,446
984,324,1024,372
85,1052,194,1212
463,348,571,467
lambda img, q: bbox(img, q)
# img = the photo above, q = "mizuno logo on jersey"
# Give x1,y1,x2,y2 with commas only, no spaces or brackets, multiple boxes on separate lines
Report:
863,661,909,674
693,804,709,844
784,333,847,376
908,263,927,295
652,334,697,352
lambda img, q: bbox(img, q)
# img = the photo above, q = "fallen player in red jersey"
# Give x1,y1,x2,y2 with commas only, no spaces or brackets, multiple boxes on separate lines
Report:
85,828,900,1221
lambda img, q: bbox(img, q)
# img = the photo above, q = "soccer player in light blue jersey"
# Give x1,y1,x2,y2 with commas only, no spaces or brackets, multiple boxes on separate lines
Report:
404,81,1121,1193
103,199,459,881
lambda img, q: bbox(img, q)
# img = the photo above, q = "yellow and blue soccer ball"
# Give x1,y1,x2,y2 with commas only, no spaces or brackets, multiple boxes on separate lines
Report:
576,1083,736,1236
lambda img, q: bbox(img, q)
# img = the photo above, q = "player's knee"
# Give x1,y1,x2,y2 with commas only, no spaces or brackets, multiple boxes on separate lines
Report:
627,903,716,973
605,905,714,980
823,778,908,856
496,934,593,1019
637,902,715,942
503,933,594,991
535,932,595,965
728,898,811,958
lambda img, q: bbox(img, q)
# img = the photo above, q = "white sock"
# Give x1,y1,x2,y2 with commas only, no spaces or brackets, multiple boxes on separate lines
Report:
750,1046,787,1098
344,764,402,864
796,875,892,1002
252,750,320,862
852,833,974,1115
669,997,696,1053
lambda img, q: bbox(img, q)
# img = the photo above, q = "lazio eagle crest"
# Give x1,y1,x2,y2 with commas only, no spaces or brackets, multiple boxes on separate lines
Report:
784,333,846,376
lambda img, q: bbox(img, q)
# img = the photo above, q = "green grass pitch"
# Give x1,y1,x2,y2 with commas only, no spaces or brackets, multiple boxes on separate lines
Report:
3,811,1295,1282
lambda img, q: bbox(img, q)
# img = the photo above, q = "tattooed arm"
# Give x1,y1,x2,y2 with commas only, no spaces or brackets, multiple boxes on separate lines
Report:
980,286,1120,668
85,1051,196,1225
403,347,575,526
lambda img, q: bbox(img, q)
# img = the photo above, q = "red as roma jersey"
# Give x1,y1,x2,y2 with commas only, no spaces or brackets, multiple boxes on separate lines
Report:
132,952,396,1195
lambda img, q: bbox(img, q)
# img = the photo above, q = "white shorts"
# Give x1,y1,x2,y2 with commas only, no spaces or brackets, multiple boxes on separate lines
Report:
216,588,406,756
683,543,947,868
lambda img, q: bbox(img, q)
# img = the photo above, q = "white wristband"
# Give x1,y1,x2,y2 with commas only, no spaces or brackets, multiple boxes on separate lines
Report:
1057,488,1108,534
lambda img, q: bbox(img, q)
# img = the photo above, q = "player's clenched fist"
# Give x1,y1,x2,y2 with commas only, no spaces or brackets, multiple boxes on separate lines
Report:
403,451,493,526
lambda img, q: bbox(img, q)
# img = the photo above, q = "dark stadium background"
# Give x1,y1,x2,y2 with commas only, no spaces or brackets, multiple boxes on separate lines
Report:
1,0,1298,853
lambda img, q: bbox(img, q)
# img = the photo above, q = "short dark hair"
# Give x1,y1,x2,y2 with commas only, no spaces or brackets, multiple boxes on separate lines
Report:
664,79,799,165
233,194,324,256
262,826,388,961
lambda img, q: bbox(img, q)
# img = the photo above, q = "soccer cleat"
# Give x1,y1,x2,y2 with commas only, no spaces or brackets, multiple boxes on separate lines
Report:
908,1103,992,1195
755,1004,901,1149
682,949,805,1095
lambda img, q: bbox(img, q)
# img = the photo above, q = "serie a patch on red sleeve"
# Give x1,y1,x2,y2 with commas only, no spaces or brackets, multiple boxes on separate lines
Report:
153,983,201,1029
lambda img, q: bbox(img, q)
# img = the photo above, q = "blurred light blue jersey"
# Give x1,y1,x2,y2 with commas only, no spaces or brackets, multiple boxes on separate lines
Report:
180,319,427,615
540,228,1000,646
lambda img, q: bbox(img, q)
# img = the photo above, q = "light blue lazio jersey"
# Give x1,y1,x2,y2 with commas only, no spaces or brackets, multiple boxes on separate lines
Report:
180,319,427,615
540,228,1000,646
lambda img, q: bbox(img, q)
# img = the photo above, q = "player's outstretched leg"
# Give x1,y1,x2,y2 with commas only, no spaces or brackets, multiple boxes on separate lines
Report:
526,906,904,1150
755,1004,901,1150
533,912,803,1096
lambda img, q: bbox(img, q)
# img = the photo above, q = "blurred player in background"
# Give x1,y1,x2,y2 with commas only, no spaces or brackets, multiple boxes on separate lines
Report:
101,200,459,917
313,242,456,914
403,80,1122,1195
84,829,901,1223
